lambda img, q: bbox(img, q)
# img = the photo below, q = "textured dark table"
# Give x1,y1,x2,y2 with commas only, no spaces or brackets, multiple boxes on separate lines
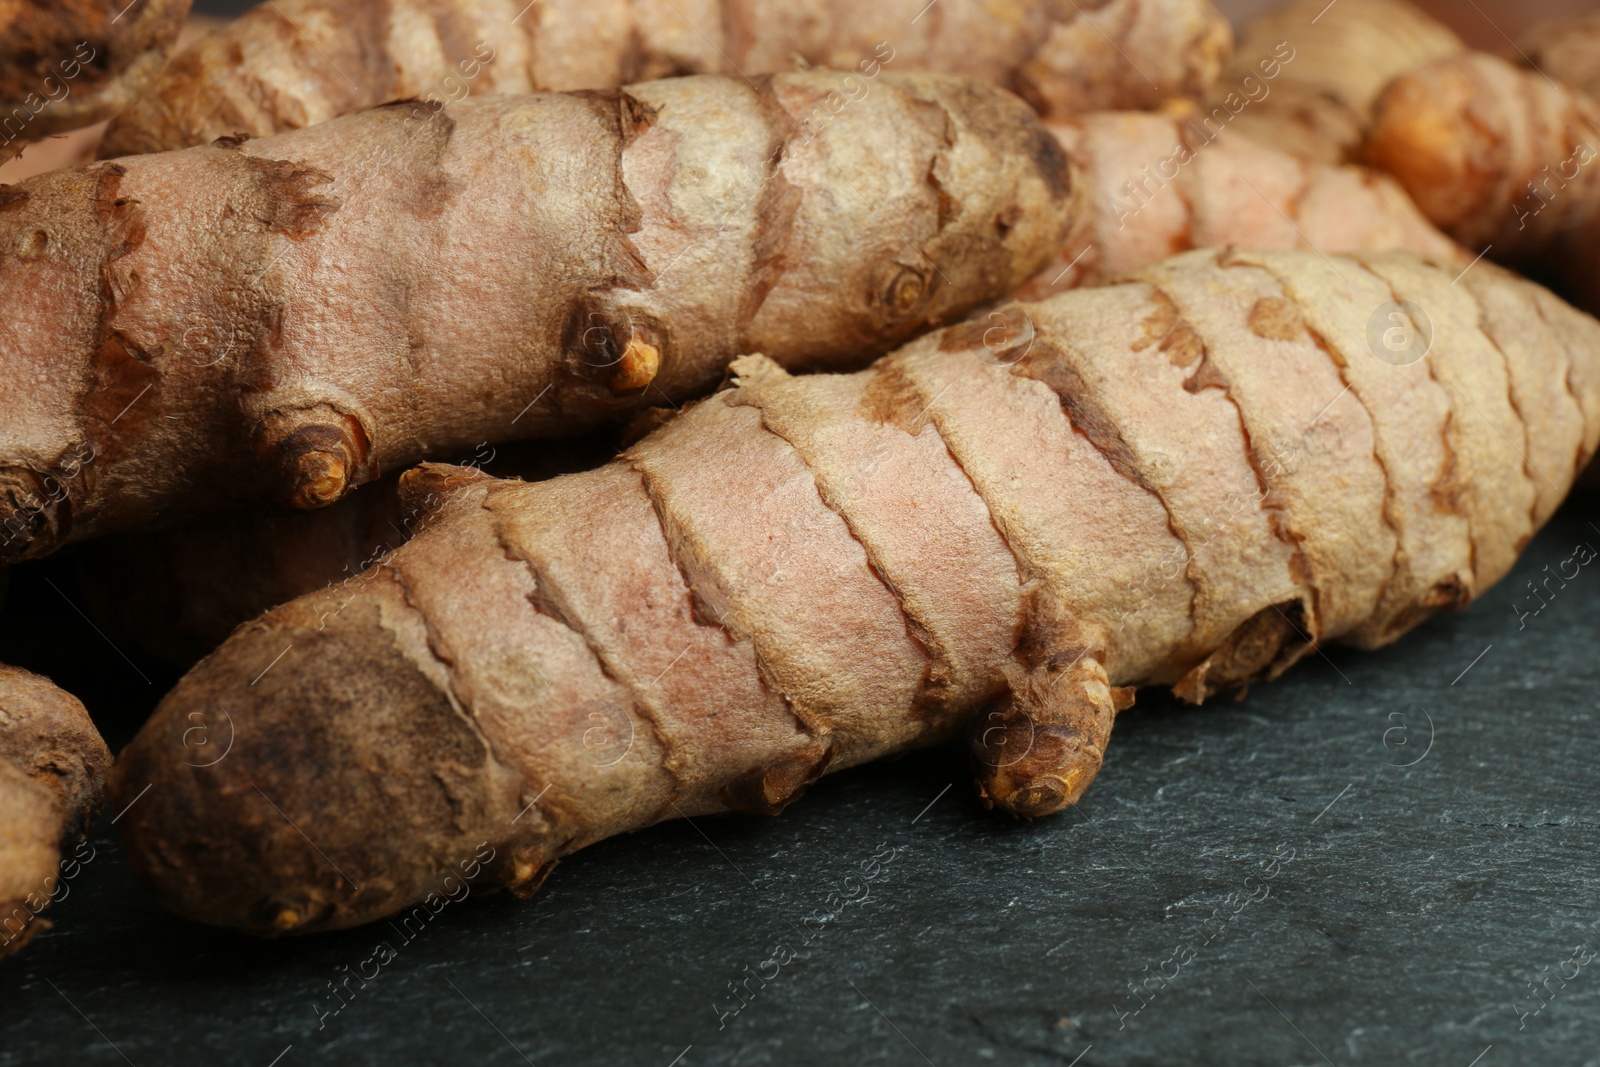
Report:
3,489,1598,1066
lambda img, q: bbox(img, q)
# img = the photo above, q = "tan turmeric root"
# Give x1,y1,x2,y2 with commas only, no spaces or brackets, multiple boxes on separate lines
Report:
1208,0,1462,165
109,248,1600,935
1,0,192,148
97,0,1233,158
1021,111,1461,297
0,70,1072,563
1364,53,1600,309
67,106,1464,653
1,665,111,957
1521,12,1600,103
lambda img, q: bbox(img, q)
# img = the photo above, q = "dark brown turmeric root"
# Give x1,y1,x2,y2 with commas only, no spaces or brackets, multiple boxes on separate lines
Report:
1,0,191,149
110,248,1600,935
0,70,1072,563
1,665,111,957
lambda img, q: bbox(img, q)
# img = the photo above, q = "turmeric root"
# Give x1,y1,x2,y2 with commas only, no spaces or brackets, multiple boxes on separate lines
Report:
1,0,191,148
1209,0,1462,165
0,70,1071,563
97,0,1232,158
1363,52,1600,308
68,107,1464,650
1520,12,1600,103
1,665,111,957
1020,111,1461,297
110,248,1600,935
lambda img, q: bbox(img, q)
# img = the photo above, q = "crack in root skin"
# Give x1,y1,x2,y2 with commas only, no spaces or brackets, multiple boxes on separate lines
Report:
383,557,574,902
1173,599,1312,704
1240,258,1405,643
1363,265,1479,591
1145,277,1323,652
519,557,687,822
1462,282,1541,540
1528,292,1594,477
623,454,835,811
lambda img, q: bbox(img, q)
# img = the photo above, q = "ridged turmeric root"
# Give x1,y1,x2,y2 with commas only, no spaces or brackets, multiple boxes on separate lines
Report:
0,70,1072,562
1364,52,1600,309
1210,0,1462,165
111,248,1600,935
71,104,1467,654
98,0,1233,157
0,0,191,146
1,665,111,958
1021,111,1461,297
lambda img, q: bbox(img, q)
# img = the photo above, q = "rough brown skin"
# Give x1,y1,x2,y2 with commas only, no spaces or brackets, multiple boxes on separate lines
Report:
110,248,1600,936
1020,111,1462,297
0,665,111,958
0,70,1072,564
97,0,1233,158
0,0,191,147
1212,0,1463,165
1364,52,1600,310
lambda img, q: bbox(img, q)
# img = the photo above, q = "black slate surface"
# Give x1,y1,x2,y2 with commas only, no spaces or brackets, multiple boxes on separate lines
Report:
3,489,1599,1067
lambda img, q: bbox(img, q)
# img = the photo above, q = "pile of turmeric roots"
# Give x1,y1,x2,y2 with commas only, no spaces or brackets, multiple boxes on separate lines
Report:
4,0,1600,947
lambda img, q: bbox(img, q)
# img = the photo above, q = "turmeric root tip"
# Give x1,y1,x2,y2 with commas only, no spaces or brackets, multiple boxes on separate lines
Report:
610,336,662,393
255,409,370,510
109,596,530,935
971,656,1124,819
